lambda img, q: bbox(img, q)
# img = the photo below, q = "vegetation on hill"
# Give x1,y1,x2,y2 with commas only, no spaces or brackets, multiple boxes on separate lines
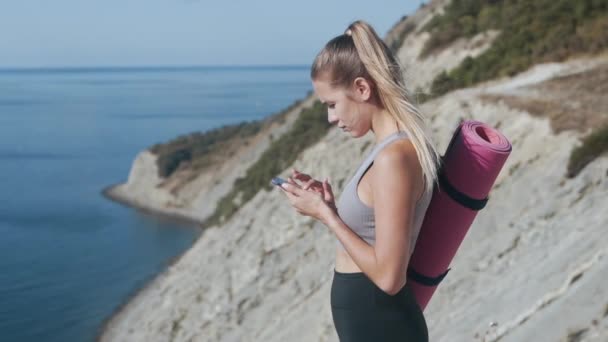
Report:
421,0,608,97
386,15,417,54
415,0,608,177
567,124,608,178
148,100,302,178
149,122,263,178
204,100,331,226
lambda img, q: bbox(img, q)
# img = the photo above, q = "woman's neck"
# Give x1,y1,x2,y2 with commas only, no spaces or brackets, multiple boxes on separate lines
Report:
371,109,402,144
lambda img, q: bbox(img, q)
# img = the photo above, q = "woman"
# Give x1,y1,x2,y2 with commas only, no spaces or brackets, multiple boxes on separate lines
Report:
278,20,441,341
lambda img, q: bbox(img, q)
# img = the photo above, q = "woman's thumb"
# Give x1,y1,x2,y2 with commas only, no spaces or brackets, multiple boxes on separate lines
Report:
323,178,333,202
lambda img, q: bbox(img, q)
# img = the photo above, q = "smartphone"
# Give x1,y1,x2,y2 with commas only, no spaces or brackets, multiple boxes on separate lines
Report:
271,177,286,186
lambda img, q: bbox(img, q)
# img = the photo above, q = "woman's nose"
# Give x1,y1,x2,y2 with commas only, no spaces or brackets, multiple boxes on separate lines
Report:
328,112,338,124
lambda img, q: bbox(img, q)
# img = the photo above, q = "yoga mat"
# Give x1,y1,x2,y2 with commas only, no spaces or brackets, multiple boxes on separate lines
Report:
407,120,512,311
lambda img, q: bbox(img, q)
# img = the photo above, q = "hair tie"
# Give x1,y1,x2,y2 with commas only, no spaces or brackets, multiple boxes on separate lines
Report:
345,29,352,37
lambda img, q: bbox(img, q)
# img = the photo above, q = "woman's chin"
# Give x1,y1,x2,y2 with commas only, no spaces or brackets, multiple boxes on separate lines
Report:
340,127,362,137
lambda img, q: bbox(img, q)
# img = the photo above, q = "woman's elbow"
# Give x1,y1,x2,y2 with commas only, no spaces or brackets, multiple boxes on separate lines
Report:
379,276,406,296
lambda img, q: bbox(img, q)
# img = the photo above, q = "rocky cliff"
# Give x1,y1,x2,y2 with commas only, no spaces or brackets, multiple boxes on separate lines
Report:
99,1,608,340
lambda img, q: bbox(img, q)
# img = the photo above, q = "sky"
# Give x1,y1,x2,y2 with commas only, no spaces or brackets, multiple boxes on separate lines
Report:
0,0,422,68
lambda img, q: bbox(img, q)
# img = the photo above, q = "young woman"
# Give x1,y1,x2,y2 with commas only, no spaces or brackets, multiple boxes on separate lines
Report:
278,20,441,341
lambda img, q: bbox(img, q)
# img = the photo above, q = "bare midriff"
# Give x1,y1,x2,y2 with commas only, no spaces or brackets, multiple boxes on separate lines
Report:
335,247,363,273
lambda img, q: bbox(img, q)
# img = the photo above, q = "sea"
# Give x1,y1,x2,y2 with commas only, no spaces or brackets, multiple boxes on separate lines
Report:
0,65,312,341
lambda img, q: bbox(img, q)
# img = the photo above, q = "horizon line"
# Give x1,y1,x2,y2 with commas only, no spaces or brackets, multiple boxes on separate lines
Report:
0,64,311,73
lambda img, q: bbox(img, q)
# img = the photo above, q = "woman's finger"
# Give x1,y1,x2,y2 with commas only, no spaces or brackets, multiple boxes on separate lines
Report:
292,171,311,182
281,182,304,197
303,179,316,190
287,177,300,187
291,172,303,181
326,179,334,192
323,178,335,203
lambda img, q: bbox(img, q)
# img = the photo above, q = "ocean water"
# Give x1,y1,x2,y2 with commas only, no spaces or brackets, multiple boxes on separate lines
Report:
0,66,312,341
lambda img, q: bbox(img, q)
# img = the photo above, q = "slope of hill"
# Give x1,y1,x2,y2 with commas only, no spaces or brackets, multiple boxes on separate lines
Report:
99,1,608,340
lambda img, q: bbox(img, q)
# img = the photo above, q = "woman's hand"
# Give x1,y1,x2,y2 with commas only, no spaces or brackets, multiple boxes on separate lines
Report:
279,170,337,224
289,169,337,213
291,169,324,192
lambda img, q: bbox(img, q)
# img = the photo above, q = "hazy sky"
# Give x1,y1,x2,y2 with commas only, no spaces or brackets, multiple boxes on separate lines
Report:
0,0,422,68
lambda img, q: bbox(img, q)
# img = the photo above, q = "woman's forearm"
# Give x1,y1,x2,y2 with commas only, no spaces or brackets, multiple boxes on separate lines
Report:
322,207,395,294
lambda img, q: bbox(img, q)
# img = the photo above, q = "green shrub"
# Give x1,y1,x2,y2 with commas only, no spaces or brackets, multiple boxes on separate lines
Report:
567,123,608,178
156,148,192,178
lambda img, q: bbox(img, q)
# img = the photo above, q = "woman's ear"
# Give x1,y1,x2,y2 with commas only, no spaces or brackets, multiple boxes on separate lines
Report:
353,77,372,102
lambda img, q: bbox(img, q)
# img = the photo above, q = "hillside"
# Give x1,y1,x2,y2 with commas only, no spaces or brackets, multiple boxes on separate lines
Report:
99,1,608,341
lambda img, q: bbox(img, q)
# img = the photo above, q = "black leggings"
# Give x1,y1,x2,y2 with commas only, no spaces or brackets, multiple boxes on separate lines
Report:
331,269,429,342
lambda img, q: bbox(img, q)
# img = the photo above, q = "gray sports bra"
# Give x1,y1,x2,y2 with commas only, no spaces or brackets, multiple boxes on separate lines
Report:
334,131,433,255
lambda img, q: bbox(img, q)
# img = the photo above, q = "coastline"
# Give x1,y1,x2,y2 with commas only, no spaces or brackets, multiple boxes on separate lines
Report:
95,232,207,342
101,183,207,228
96,183,211,341
94,89,318,341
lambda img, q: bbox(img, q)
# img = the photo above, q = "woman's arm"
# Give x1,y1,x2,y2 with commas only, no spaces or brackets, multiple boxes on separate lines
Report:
322,142,422,295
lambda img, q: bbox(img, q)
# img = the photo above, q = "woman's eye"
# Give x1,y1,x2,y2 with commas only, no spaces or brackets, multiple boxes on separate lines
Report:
328,104,335,109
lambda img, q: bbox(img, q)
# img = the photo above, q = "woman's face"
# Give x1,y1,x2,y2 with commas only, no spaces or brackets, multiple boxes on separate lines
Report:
312,77,374,138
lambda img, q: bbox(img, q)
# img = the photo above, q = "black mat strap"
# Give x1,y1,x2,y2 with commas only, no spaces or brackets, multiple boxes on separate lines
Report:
437,167,489,211
407,267,450,287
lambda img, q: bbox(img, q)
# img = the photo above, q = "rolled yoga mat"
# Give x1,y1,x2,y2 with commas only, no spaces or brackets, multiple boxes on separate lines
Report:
407,120,512,311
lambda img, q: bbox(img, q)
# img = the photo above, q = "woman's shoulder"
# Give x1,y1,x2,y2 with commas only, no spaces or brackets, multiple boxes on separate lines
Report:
373,138,424,200
375,138,418,167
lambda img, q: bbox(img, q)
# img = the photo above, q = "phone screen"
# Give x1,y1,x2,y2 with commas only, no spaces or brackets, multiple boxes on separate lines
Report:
271,177,286,186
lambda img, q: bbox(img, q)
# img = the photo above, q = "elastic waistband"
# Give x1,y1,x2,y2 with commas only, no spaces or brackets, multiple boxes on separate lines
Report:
333,269,367,278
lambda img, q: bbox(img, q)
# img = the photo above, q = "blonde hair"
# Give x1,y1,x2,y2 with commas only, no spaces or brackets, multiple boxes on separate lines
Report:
311,20,441,197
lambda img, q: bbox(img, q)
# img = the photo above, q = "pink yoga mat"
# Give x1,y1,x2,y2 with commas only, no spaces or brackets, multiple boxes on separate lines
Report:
407,120,512,311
